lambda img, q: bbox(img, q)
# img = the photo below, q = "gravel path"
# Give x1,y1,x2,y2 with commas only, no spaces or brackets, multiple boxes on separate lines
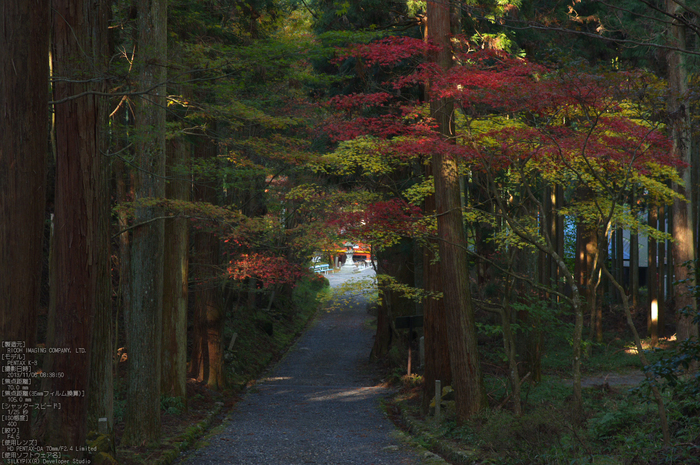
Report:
177,267,438,465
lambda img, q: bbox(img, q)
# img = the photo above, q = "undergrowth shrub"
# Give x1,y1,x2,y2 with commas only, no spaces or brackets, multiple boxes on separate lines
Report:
292,273,329,314
478,407,568,459
588,401,645,441
160,395,185,415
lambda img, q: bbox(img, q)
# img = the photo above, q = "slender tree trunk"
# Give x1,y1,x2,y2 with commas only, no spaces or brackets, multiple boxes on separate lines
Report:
0,0,49,449
667,212,675,304
631,189,639,308
162,137,190,401
427,0,484,421
516,244,542,383
610,230,617,304
122,0,168,445
198,234,224,390
658,204,666,336
500,255,522,416
616,226,624,296
542,186,554,300
555,185,565,300
604,267,670,446
580,224,598,341
667,0,698,341
190,138,225,389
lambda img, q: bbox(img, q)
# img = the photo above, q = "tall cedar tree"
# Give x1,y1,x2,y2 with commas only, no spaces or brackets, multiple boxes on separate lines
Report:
667,0,698,341
123,0,167,445
41,0,111,453
0,0,49,448
421,8,452,416
161,135,190,401
427,0,485,420
189,137,226,390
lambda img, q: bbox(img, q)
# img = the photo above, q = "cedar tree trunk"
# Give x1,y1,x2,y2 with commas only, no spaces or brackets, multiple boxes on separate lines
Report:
122,0,168,445
667,0,698,341
162,137,190,401
0,0,49,448
427,0,484,421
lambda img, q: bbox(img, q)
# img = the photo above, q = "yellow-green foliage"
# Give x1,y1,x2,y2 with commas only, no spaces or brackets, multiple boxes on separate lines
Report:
376,274,443,303
402,176,434,205
285,183,323,201
313,136,405,176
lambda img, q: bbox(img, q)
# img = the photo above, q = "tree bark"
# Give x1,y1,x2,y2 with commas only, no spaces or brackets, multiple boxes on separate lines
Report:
161,138,190,401
43,0,110,453
114,125,133,362
427,0,484,422
615,226,624,308
189,138,225,389
420,201,452,413
630,189,639,308
658,204,666,336
0,0,49,449
122,0,168,445
194,232,224,390
667,0,698,341
370,241,415,361
420,17,452,405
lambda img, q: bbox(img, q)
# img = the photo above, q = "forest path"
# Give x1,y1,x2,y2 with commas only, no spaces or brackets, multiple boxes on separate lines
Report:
177,266,441,465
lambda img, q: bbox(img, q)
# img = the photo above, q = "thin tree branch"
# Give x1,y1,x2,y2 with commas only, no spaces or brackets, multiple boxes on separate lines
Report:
499,22,700,56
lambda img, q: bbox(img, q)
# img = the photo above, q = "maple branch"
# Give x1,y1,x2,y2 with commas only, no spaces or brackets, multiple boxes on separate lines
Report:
466,249,573,305
485,167,576,293
111,215,181,239
471,143,558,259
299,0,319,20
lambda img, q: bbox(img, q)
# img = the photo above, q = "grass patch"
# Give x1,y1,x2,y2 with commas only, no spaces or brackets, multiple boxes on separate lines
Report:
540,330,665,376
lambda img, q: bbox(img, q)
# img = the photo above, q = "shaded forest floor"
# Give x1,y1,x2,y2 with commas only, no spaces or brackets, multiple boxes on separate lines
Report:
112,278,327,465
115,380,235,465
382,308,700,465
